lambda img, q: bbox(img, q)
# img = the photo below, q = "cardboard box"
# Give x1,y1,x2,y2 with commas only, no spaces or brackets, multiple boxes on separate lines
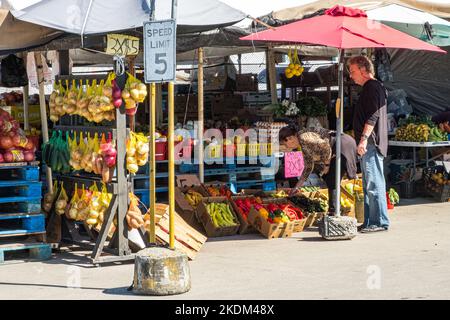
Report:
174,174,209,234
203,181,232,197
262,197,306,233
176,174,202,188
247,207,295,239
196,197,240,237
174,186,208,235
229,195,257,235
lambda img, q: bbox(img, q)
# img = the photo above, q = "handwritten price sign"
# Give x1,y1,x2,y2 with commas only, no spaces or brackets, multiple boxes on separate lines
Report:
106,34,139,56
284,151,304,178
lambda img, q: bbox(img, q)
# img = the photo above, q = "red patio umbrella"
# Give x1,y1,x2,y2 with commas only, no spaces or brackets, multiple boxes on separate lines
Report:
241,5,446,216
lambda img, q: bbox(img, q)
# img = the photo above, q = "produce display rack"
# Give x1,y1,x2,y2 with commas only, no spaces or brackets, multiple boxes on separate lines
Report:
178,156,279,193
0,163,51,264
388,140,450,170
132,156,279,207
47,73,137,265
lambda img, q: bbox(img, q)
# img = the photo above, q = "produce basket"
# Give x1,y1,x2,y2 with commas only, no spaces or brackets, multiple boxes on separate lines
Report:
247,143,260,157
196,197,240,237
423,165,450,202
236,144,247,157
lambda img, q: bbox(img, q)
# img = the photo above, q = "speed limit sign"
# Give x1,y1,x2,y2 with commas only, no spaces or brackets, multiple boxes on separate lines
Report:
144,19,176,83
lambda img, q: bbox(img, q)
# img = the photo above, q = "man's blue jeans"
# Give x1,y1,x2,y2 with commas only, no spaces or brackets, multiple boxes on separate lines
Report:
360,144,390,228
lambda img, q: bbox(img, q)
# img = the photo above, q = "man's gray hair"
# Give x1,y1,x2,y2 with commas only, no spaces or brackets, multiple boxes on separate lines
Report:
347,55,374,75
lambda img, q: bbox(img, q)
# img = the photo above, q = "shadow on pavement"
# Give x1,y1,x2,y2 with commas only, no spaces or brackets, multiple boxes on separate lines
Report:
0,281,105,291
297,237,326,242
103,286,134,296
205,234,265,242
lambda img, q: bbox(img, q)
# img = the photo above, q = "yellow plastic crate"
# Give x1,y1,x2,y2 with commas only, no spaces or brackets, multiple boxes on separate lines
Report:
260,143,273,156
236,144,247,157
247,143,260,157
207,145,222,158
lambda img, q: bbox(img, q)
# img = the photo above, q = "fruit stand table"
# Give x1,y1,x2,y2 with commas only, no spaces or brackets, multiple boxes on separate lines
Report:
388,140,450,170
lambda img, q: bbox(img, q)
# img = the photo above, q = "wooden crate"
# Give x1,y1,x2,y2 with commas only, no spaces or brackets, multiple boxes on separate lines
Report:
152,205,207,261
247,207,295,239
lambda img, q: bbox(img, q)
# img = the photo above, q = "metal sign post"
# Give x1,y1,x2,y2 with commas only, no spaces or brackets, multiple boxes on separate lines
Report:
144,0,177,250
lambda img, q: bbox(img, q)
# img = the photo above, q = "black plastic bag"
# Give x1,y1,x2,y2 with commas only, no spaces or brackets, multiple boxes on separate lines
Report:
1,54,28,87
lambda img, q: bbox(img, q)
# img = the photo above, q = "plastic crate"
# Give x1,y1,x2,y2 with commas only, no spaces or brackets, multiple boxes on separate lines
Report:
207,145,222,159
260,143,273,156
247,143,260,157
236,144,247,157
155,141,167,161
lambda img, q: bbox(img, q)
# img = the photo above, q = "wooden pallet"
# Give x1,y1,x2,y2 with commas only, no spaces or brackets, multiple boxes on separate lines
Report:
152,205,207,260
0,241,51,264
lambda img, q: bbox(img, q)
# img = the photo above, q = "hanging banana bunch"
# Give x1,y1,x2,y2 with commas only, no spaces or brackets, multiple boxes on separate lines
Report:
284,47,304,79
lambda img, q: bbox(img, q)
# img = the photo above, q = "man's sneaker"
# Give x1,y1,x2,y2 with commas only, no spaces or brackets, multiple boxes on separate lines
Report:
357,225,367,232
360,225,388,233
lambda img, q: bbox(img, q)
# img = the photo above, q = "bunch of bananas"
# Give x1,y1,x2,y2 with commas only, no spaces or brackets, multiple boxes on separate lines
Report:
184,189,203,208
395,124,430,142
206,202,238,228
270,190,289,198
340,196,353,209
429,127,449,142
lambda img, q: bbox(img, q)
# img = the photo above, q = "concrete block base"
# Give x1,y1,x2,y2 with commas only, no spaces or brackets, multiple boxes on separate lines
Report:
132,247,191,296
318,215,357,240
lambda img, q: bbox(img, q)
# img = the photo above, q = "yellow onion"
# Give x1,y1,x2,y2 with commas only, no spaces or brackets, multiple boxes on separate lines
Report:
121,89,130,99
127,163,139,173
130,89,140,101
86,218,98,226
126,156,137,165
103,86,113,97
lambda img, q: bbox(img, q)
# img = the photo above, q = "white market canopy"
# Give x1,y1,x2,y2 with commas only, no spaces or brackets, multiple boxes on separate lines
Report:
1,0,247,54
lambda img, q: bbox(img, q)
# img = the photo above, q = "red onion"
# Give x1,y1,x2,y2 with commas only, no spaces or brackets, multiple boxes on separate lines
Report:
113,98,123,108
104,155,116,168
105,147,117,157
3,151,13,163
0,136,13,149
23,151,35,162
0,153,3,163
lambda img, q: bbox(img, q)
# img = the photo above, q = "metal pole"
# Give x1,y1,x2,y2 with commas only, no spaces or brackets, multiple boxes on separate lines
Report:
238,54,242,74
149,83,156,243
198,48,204,183
23,84,30,131
335,49,345,216
267,47,278,105
168,0,178,250
168,82,175,249
34,52,53,194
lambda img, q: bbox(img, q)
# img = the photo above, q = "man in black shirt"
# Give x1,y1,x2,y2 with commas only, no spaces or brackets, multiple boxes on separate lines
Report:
348,55,390,233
